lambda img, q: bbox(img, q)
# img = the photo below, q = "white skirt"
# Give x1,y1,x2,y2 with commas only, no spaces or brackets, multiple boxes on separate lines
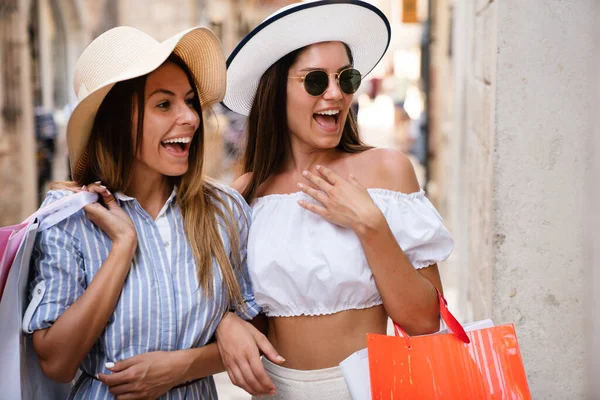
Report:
252,357,352,400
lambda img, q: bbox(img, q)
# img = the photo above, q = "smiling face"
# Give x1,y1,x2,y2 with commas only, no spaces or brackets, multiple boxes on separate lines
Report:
131,61,200,180
286,41,354,151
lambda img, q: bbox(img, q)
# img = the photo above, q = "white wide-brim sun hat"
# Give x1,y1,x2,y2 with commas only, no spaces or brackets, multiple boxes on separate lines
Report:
67,26,226,181
223,0,391,116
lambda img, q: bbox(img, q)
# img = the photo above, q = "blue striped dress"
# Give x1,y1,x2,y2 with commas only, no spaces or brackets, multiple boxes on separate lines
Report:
26,184,260,399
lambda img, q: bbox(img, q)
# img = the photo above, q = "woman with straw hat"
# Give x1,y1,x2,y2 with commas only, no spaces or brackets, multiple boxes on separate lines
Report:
24,26,282,399
218,1,455,398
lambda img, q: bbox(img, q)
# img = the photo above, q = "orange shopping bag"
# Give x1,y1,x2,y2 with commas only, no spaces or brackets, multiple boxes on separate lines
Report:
367,291,531,399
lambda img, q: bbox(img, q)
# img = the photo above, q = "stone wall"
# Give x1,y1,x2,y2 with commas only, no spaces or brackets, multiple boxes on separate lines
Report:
429,0,592,397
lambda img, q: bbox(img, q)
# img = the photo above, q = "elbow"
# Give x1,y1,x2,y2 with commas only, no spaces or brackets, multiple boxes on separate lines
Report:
33,330,78,383
39,358,77,383
418,318,441,335
391,313,441,336
412,312,442,335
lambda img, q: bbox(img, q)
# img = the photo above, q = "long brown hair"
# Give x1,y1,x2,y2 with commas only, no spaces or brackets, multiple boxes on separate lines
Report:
64,54,246,309
241,43,371,202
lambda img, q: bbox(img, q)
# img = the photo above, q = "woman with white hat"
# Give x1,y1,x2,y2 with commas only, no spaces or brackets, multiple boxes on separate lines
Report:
24,26,282,399
219,1,455,398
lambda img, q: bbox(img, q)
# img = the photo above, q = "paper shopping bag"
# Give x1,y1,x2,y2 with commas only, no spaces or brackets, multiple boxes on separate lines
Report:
367,292,531,399
340,320,495,400
0,191,97,301
0,191,97,399
340,347,371,400
0,221,29,301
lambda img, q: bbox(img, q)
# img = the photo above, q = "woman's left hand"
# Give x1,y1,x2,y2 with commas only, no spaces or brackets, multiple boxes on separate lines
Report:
215,312,282,397
98,352,183,399
298,165,384,231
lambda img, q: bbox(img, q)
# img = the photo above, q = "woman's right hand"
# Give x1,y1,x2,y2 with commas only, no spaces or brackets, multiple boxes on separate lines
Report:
81,183,137,250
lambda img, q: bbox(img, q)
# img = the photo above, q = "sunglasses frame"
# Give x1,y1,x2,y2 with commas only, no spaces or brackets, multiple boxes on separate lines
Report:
288,68,362,97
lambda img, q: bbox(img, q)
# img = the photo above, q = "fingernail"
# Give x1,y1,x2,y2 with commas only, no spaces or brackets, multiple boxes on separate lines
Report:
99,185,107,189
297,183,303,189
302,170,308,176
316,165,321,170
94,374,99,379
277,355,286,362
105,362,115,369
82,185,87,191
94,181,101,184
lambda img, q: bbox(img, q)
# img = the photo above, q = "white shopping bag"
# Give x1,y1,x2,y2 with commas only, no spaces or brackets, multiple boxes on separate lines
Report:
0,191,97,400
340,348,371,400
340,319,495,400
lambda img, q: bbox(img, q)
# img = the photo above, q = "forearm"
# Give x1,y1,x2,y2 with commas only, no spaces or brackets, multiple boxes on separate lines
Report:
173,343,225,384
34,241,135,381
355,217,439,334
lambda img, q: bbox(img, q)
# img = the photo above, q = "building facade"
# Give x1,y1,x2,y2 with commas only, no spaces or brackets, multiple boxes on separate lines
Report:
428,0,593,397
1,0,36,226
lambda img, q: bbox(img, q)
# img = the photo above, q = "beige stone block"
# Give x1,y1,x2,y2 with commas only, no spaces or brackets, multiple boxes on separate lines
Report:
473,2,496,85
481,3,497,85
472,11,483,81
0,134,25,226
475,0,491,14
119,0,196,40
465,79,478,139
467,78,488,149
481,83,493,153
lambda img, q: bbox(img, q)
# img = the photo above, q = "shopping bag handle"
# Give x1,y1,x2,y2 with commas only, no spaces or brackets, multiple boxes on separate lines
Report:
392,287,470,348
23,191,99,231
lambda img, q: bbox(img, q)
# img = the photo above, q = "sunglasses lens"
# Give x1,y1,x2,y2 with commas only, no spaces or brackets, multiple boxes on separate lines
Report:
303,71,329,96
339,69,362,94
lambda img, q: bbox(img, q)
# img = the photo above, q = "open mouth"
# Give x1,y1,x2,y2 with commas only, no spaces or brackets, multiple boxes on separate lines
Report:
161,136,192,155
313,109,340,131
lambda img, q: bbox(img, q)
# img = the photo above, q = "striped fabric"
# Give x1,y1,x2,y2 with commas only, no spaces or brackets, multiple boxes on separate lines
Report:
27,184,260,399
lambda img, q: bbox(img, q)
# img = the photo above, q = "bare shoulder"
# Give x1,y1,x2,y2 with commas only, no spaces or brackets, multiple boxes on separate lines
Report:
352,148,420,193
231,172,253,194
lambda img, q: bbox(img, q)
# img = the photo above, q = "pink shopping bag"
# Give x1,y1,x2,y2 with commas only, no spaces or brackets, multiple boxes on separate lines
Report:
0,191,98,400
0,191,98,301
0,221,29,301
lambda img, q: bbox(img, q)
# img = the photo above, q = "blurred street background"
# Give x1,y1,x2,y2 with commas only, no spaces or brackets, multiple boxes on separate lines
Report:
1,0,599,398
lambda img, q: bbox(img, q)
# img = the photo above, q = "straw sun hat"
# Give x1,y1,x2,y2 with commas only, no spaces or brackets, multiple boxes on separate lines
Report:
223,0,391,116
66,26,226,180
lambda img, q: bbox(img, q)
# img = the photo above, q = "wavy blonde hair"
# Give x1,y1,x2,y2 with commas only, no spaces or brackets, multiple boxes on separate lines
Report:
59,54,245,309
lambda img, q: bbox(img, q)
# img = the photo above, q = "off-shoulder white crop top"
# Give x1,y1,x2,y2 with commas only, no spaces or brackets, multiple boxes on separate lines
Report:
247,189,454,317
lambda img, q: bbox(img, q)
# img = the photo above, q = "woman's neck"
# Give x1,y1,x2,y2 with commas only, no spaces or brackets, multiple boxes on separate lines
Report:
125,166,173,219
285,143,339,176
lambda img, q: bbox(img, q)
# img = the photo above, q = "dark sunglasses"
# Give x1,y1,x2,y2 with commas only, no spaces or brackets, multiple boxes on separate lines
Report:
288,68,362,97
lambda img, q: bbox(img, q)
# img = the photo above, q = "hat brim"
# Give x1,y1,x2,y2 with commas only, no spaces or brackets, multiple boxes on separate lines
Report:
223,0,391,116
67,27,226,179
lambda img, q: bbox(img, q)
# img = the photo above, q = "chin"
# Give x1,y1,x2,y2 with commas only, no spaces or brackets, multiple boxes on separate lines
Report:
160,166,189,177
315,136,342,150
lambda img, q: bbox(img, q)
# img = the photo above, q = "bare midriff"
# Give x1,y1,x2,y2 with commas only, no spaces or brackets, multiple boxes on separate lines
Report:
267,305,388,370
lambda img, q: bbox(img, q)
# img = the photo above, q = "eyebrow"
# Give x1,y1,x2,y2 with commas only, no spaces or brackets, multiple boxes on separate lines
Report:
148,88,195,97
299,64,352,73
